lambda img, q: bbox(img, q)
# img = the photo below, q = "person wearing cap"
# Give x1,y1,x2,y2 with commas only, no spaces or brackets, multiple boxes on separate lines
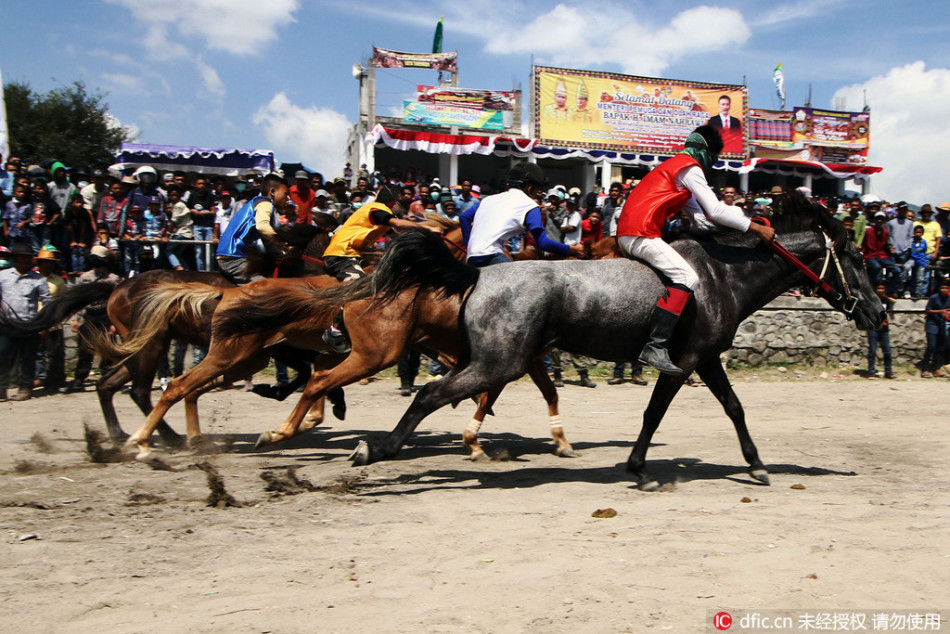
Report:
0,243,51,401
80,169,109,216
460,163,585,268
330,177,350,207
452,179,478,214
289,170,315,225
120,203,148,275
213,190,238,241
216,173,294,285
33,247,67,392
30,177,62,256
887,203,916,297
311,188,333,218
936,202,950,236
47,162,77,216
615,124,774,375
863,211,900,296
64,245,120,393
437,196,457,220
914,204,942,256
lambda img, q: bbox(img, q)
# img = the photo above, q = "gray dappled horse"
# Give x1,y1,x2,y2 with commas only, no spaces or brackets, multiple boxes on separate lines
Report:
350,193,884,489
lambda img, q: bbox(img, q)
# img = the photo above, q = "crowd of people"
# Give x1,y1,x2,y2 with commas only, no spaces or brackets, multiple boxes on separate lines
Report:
2,149,949,401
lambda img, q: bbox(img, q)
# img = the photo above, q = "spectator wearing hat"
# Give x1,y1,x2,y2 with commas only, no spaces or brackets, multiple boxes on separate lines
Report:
166,184,195,271
0,243,51,401
437,196,457,221
936,202,950,236
33,247,67,392
863,211,900,295
289,170,316,225
3,181,33,248
887,203,916,297
914,205,941,256
64,192,96,274
311,189,333,219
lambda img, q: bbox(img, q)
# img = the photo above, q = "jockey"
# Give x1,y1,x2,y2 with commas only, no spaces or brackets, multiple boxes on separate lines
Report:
617,124,775,375
215,173,294,285
321,185,423,353
459,162,585,267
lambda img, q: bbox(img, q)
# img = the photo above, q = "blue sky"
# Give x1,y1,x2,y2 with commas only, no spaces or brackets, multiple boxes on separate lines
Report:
2,1,950,202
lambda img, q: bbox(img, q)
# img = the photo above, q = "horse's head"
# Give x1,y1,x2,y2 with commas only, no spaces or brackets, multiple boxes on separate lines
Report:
772,193,884,331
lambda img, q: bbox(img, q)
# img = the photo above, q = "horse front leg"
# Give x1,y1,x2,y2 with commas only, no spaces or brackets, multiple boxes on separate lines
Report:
526,356,574,457
626,371,687,491
695,359,768,485
463,388,502,462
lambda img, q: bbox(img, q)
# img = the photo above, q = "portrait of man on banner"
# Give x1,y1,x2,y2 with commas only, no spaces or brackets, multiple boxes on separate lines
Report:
708,94,743,154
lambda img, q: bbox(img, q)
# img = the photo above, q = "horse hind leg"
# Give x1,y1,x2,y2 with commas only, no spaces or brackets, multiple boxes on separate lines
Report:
526,357,574,458
96,364,132,443
463,389,499,462
695,359,768,485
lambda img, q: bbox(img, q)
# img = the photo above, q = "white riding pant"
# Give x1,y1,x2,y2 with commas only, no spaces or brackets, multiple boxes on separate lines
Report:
617,235,699,290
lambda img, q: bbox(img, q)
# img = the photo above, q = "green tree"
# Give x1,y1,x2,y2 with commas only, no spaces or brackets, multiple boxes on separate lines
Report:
4,80,133,169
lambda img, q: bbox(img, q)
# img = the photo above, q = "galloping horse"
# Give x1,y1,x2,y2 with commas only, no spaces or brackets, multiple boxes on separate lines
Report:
0,224,339,447
343,193,883,489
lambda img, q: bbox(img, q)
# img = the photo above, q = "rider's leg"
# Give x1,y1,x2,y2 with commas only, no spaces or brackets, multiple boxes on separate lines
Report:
618,235,698,375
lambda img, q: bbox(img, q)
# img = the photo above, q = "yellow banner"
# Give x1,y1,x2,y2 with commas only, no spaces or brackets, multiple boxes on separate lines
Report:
535,66,748,158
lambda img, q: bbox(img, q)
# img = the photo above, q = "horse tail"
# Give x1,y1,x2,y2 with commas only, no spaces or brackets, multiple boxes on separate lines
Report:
0,280,118,335
82,322,127,362
213,280,346,339
110,281,223,362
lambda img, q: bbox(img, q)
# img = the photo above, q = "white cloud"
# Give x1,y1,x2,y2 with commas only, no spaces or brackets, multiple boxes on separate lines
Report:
195,59,225,102
832,61,950,204
109,0,299,57
105,113,140,143
100,72,149,95
484,4,749,76
253,93,352,178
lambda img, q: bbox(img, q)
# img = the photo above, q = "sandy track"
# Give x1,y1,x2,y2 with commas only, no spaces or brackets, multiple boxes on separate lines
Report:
0,375,946,633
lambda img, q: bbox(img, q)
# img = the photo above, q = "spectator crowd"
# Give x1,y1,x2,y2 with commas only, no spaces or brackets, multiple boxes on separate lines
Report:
2,152,949,400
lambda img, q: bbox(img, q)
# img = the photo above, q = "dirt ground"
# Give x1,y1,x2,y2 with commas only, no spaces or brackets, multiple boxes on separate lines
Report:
0,369,947,633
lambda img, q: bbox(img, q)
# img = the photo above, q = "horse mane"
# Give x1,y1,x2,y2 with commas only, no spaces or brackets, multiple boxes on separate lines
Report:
419,213,459,233
214,229,478,339
698,192,847,249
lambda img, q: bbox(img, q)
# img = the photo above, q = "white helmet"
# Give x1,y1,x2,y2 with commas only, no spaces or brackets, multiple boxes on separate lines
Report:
133,165,158,185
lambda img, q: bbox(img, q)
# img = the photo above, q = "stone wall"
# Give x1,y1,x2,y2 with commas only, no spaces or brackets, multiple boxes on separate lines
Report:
727,296,926,367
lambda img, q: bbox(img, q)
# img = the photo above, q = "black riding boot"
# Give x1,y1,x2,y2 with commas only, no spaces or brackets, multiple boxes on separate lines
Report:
321,309,351,354
638,285,693,376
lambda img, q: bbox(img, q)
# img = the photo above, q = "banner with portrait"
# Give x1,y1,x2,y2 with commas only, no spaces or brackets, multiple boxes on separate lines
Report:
372,47,458,72
791,107,869,163
534,66,748,158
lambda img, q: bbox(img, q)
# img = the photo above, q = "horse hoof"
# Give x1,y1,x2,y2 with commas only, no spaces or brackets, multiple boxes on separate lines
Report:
556,447,577,458
254,432,275,451
110,432,131,444
332,403,346,421
750,468,771,485
134,449,153,462
350,440,370,466
187,435,205,451
638,479,660,492
469,452,490,463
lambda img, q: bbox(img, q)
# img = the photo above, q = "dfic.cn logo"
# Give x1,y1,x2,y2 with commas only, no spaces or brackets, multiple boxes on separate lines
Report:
714,611,732,630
